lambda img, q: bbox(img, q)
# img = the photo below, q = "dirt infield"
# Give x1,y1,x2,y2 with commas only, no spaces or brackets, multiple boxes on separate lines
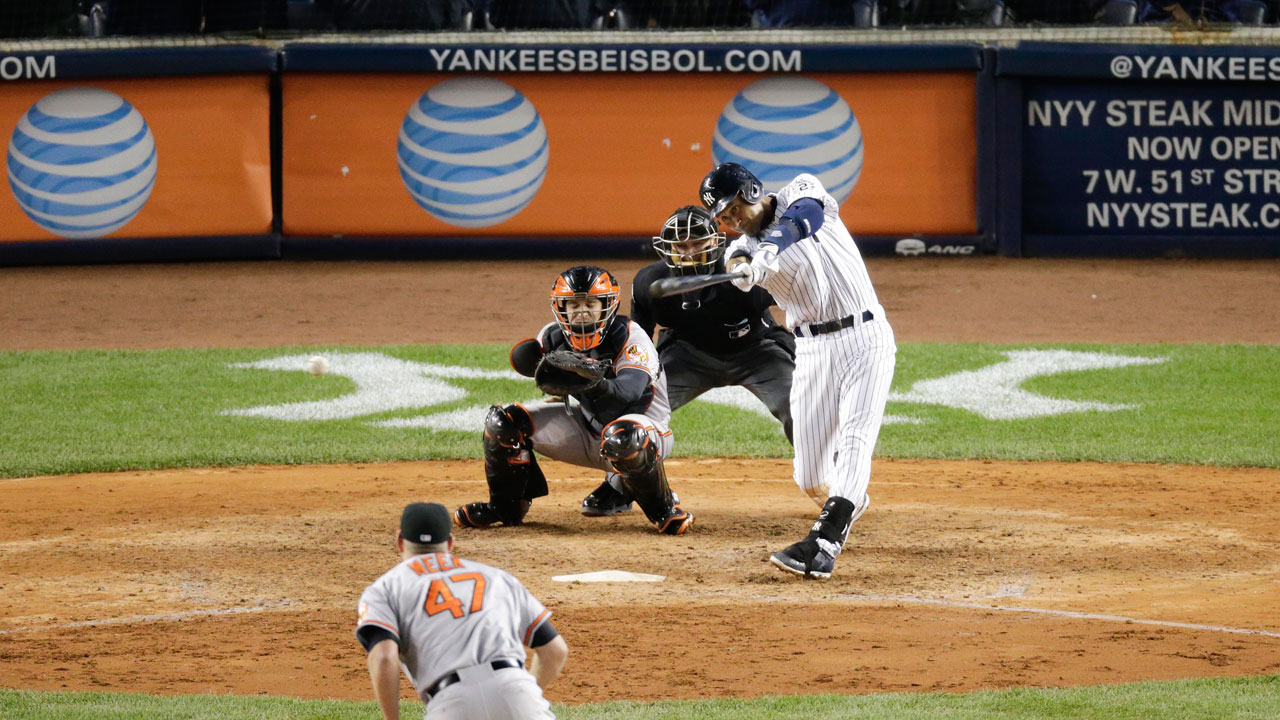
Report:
1,258,1278,704
4,257,1280,349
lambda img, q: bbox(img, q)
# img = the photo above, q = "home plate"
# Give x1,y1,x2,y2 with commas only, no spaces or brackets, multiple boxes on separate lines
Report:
552,570,665,583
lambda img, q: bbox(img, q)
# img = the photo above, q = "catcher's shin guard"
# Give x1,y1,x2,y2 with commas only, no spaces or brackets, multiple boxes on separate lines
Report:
474,404,548,525
599,419,692,535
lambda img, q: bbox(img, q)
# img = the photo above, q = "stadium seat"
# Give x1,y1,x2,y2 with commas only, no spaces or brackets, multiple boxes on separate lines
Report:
1099,0,1138,24
853,0,880,26
78,1,106,35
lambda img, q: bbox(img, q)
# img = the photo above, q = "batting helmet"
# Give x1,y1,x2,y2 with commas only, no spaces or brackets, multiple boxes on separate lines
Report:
549,265,621,351
652,205,726,277
699,162,763,218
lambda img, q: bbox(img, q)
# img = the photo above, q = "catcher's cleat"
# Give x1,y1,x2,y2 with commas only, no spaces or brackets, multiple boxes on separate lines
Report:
655,507,693,535
455,502,500,529
580,480,634,517
769,537,837,579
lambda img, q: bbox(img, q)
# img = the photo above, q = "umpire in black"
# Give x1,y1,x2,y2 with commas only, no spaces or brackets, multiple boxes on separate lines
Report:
581,205,795,516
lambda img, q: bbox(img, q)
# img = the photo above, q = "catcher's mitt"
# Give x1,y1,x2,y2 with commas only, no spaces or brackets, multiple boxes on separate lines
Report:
534,350,608,396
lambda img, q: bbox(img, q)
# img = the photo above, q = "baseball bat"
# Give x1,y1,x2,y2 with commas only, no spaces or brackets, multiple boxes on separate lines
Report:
648,273,738,299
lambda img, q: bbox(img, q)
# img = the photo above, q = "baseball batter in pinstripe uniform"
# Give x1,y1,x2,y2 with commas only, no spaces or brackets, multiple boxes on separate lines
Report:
700,163,897,580
357,502,569,720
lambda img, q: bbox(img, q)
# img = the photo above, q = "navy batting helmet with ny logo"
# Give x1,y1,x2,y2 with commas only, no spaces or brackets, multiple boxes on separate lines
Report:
699,162,764,218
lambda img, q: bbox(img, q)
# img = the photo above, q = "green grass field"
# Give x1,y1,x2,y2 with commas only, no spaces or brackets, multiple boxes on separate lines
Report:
2,341,1277,718
3,676,1278,719
2,343,1278,477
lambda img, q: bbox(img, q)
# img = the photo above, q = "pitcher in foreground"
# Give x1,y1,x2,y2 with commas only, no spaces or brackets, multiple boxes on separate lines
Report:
357,502,569,719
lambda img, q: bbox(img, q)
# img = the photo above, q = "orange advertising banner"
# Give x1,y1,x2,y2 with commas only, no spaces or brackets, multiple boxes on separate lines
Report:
282,72,976,238
0,76,272,242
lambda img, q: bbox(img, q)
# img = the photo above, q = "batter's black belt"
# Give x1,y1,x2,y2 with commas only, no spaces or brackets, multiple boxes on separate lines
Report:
425,659,523,699
794,310,874,338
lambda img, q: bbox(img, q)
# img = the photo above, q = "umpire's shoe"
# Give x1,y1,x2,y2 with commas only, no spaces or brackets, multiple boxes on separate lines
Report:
580,478,634,517
769,537,837,579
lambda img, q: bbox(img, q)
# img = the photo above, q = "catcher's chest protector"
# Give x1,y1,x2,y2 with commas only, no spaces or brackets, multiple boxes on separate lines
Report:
545,318,631,375
546,318,654,426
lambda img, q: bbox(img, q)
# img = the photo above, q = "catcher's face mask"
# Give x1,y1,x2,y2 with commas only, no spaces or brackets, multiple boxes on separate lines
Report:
653,206,726,277
550,266,620,351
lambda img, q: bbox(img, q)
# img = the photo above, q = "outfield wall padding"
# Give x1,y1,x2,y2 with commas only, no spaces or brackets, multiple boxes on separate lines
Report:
1,41,1278,263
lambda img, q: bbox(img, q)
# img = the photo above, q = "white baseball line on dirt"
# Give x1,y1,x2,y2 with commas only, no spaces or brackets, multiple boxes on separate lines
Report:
0,600,301,635
826,593,1280,638
5,594,1276,641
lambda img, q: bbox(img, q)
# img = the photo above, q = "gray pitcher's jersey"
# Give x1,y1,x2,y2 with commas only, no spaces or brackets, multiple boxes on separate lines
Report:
727,174,882,328
356,553,551,701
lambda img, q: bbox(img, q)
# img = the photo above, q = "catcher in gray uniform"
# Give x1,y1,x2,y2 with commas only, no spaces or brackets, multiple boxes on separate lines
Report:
455,265,693,535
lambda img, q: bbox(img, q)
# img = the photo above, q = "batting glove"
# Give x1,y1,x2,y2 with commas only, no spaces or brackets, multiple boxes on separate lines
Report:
729,259,766,292
753,242,781,273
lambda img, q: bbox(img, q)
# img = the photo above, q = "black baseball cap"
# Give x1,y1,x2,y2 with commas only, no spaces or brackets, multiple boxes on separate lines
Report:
400,502,453,544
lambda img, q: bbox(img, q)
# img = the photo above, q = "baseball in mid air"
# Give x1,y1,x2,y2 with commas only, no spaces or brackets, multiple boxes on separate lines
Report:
307,355,330,376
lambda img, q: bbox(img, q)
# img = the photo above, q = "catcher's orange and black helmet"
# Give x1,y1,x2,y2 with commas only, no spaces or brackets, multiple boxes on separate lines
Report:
549,265,620,351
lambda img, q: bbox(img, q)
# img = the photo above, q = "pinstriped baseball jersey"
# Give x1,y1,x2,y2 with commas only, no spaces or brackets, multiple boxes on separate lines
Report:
726,173,883,329
724,171,896,511
356,553,551,702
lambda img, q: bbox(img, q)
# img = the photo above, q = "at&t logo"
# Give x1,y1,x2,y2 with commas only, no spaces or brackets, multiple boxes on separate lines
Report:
712,76,863,203
7,87,156,239
396,77,549,228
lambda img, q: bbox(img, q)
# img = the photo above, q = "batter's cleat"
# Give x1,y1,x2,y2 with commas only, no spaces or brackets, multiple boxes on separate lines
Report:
769,537,837,579
580,480,634,517
655,507,694,535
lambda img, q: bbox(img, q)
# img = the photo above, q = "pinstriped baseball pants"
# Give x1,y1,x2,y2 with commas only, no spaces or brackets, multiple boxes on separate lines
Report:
791,317,896,507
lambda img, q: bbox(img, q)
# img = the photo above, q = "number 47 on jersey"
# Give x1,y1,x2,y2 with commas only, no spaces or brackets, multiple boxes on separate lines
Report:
425,572,486,618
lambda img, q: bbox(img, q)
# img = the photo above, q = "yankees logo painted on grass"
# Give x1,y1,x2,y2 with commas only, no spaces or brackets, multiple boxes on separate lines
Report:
890,349,1167,420
223,350,1165,431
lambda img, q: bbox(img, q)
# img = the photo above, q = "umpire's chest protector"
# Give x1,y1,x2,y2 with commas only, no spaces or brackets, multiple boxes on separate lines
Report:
648,284,775,355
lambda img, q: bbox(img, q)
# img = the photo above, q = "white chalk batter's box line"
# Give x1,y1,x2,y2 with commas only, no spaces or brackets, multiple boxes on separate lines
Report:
0,600,303,636
4,595,1276,640
741,593,1280,639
